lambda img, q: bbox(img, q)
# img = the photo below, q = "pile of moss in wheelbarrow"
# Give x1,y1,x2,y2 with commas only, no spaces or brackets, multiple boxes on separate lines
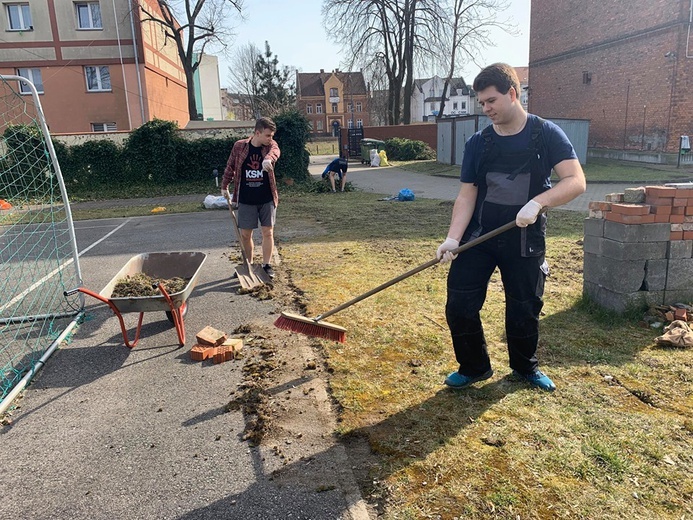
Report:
111,273,190,298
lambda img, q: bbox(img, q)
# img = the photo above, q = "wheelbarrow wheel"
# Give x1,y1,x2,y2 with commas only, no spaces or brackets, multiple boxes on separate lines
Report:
166,301,188,324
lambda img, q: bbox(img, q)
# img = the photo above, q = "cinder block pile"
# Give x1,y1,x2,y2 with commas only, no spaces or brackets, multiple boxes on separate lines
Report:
189,325,243,364
584,183,693,312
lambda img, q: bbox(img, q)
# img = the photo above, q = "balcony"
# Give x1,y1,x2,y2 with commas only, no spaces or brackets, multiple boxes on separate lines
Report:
329,96,340,103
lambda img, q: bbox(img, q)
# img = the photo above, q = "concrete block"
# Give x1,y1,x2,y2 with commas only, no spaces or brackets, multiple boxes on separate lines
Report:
603,221,671,243
665,258,693,290
583,235,602,255
623,187,646,203
664,289,693,305
583,281,663,313
583,253,646,292
643,259,668,291
667,240,693,258
584,217,605,237
583,236,667,260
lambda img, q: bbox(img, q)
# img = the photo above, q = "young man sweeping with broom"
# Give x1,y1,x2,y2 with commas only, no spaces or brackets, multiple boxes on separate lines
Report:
436,63,586,392
221,117,280,279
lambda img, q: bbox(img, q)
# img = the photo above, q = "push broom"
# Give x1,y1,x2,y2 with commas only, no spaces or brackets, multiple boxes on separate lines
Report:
274,219,519,343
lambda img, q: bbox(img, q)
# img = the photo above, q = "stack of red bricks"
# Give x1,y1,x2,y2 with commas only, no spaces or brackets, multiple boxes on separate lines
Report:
189,325,243,364
588,184,693,241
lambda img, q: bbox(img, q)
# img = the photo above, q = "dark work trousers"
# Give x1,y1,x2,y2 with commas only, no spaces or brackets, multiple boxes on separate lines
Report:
445,231,547,376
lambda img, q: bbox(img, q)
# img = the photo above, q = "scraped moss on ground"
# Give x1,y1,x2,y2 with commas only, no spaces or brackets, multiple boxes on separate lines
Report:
111,273,189,297
277,191,693,520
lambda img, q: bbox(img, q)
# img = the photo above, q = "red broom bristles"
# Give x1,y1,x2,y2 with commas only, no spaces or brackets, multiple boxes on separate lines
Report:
274,312,347,343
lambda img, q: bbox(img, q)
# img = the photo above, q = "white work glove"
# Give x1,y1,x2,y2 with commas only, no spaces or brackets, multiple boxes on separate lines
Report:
436,237,460,263
262,158,273,172
516,199,543,227
221,188,231,201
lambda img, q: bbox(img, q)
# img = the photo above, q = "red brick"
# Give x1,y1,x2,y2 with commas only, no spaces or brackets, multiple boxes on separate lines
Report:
645,186,677,198
651,205,672,215
670,214,685,223
609,203,650,215
195,326,227,346
670,231,684,240
605,212,655,224
684,231,693,240
673,198,688,207
645,196,674,207
674,308,688,321
686,206,693,215
190,344,216,361
672,206,686,215
654,213,669,223
588,201,612,211
676,188,693,198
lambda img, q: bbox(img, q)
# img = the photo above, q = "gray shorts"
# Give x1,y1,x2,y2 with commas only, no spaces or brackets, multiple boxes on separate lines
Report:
237,201,276,229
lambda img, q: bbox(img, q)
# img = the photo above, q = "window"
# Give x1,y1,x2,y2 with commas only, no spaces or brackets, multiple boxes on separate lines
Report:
316,120,323,131
308,120,313,130
347,119,353,129
453,102,458,110
92,122,117,132
356,119,362,128
331,103,338,113
356,102,362,112
316,103,322,114
347,102,352,112
7,3,32,30
461,101,466,109
17,68,43,94
85,66,111,91
306,104,312,114
76,2,102,29
329,87,338,97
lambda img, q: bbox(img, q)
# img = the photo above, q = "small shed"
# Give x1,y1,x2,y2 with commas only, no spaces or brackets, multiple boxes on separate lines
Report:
437,115,589,166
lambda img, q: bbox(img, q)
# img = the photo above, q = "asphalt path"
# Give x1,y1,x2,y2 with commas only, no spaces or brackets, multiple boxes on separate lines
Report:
1,211,367,520
308,155,661,212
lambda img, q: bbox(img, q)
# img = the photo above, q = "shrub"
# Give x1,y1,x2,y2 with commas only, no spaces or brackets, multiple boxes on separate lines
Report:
2,124,53,200
273,109,311,182
65,139,123,187
384,137,436,161
123,119,181,184
175,137,237,183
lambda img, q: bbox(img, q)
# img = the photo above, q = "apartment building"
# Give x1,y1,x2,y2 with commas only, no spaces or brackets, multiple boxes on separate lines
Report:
0,0,188,133
296,69,370,136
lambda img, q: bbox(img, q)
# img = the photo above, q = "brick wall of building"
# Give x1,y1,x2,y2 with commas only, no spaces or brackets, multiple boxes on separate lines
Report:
529,0,692,153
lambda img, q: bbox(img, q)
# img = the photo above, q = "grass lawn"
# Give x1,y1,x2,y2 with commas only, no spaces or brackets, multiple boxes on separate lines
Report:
61,170,692,518
275,191,692,520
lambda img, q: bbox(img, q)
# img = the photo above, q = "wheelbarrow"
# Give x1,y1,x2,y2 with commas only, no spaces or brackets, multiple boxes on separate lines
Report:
66,252,207,348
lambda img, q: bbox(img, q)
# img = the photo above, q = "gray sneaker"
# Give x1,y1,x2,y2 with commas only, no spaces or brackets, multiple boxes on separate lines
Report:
262,264,275,279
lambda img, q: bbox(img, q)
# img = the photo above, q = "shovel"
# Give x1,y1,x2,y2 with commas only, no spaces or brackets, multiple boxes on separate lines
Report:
228,206,270,288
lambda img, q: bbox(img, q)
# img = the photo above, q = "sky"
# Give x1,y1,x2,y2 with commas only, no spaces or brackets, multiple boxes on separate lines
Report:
218,0,531,89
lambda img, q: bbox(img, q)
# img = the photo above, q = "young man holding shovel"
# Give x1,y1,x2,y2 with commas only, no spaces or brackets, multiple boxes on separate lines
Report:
221,117,280,279
436,63,586,391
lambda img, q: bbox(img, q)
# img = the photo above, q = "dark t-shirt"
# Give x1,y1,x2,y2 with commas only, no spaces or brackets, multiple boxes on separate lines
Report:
239,143,273,205
460,114,578,183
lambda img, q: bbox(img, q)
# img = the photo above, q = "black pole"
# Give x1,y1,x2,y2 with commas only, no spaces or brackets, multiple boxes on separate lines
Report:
623,80,630,150
678,135,682,168
641,105,647,151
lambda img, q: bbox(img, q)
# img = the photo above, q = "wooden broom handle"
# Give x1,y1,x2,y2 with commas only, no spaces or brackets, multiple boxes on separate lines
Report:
314,219,518,322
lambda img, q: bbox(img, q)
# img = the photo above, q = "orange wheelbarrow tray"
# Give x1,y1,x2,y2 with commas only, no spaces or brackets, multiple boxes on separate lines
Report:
66,252,207,348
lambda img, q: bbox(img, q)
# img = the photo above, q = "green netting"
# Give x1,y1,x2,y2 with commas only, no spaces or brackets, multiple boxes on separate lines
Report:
0,76,83,401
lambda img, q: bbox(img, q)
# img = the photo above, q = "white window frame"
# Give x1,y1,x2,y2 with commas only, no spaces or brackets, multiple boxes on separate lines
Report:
356,102,362,112
329,87,338,97
7,3,32,31
316,120,323,131
76,2,102,30
306,104,312,114
331,103,338,113
356,119,363,128
347,119,353,129
316,103,322,114
17,68,43,94
84,65,111,91
92,122,117,132
453,102,458,110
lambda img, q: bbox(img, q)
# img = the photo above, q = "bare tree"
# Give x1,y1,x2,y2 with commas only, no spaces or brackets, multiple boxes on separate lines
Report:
138,0,244,121
323,0,442,125
436,0,512,118
227,42,262,117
